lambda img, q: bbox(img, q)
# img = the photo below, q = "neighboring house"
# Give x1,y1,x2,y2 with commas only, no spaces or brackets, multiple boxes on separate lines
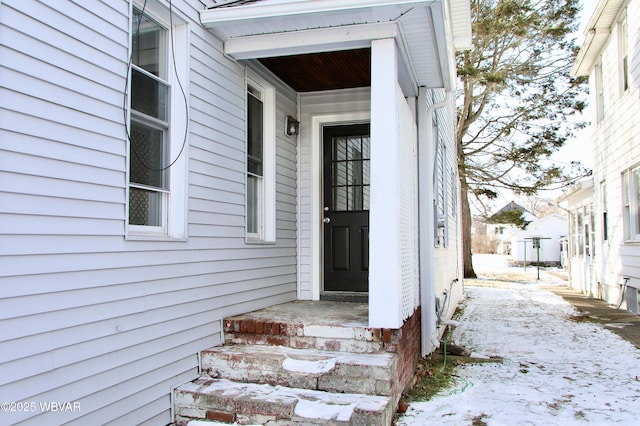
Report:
0,0,471,424
556,179,596,294
569,0,640,314
486,201,537,255
509,214,568,267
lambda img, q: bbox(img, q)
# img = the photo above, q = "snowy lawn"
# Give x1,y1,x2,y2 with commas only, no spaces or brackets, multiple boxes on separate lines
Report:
398,255,640,425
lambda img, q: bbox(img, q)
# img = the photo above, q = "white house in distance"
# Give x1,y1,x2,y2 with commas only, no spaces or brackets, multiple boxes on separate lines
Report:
0,0,470,424
566,0,640,314
509,214,568,267
485,201,537,254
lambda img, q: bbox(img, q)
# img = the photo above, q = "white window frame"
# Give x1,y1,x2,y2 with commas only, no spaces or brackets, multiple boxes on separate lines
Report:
622,165,640,242
595,61,604,124
600,180,608,241
126,1,188,240
618,12,629,94
246,71,276,243
434,134,448,247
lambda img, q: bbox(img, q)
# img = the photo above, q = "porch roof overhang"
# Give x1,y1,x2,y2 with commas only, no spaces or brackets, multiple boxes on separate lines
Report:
200,0,471,94
572,0,626,76
555,178,594,204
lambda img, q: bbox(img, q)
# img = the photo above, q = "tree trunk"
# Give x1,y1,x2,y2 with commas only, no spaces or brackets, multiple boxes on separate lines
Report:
460,178,477,279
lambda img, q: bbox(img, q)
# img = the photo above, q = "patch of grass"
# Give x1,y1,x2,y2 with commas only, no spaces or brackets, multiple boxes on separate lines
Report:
471,413,489,426
404,353,464,402
568,313,597,323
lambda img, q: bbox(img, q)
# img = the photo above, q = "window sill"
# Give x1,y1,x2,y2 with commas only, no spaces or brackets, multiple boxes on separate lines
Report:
126,234,188,242
245,237,277,245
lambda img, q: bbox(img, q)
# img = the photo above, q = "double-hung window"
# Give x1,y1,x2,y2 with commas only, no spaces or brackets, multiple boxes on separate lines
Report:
595,62,604,124
433,130,448,248
619,13,629,93
127,4,187,238
600,181,608,241
246,73,276,243
622,166,640,241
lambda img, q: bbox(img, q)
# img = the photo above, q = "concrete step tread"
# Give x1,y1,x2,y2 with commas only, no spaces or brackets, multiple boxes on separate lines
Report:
203,344,396,371
201,344,397,396
176,378,392,425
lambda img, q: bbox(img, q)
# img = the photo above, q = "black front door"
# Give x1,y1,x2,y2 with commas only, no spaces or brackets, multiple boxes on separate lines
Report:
322,124,370,293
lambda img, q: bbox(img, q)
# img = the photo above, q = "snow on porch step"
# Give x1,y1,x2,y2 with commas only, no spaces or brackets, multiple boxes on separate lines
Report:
174,378,394,426
202,344,397,396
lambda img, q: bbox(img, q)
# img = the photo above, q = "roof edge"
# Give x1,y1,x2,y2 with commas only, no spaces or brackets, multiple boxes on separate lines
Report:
201,0,433,24
572,0,625,76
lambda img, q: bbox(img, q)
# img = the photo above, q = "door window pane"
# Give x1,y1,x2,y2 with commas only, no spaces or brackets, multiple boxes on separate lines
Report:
333,187,348,211
331,135,370,212
333,161,347,186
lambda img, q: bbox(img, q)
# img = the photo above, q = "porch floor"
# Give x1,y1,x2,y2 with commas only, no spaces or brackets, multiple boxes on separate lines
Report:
226,300,369,328
222,300,394,354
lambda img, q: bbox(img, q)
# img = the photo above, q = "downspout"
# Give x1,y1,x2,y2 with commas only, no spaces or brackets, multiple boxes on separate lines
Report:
419,88,453,356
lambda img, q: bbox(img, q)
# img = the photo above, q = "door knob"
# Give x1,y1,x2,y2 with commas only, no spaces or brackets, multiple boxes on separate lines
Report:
323,217,331,223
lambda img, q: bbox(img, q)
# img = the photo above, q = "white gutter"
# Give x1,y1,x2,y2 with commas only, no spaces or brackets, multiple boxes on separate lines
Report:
418,88,452,356
201,0,433,23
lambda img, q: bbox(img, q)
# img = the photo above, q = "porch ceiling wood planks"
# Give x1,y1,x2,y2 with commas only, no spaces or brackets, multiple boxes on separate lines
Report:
259,49,371,92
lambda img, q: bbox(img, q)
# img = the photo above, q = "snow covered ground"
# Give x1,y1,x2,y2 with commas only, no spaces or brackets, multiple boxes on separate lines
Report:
398,255,640,426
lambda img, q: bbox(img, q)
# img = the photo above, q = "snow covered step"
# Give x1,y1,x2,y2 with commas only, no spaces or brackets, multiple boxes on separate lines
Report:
202,344,397,396
174,378,394,426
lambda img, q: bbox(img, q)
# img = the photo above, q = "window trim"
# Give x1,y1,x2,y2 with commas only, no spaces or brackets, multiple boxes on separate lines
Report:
600,180,608,241
434,133,448,247
126,1,189,240
619,11,629,94
245,71,276,244
622,165,640,242
594,61,604,124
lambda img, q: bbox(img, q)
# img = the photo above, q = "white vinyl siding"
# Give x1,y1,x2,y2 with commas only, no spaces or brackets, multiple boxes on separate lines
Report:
588,0,640,305
0,1,296,424
429,89,462,321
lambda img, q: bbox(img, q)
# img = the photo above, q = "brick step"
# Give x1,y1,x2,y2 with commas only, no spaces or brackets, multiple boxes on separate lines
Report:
174,378,393,426
223,314,401,355
202,344,397,397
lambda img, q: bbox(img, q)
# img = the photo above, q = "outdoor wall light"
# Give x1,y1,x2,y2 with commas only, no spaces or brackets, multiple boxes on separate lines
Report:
285,116,300,136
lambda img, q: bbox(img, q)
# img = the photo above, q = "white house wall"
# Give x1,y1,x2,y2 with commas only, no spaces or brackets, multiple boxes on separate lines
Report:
0,0,297,424
510,215,567,264
429,89,463,334
589,0,640,306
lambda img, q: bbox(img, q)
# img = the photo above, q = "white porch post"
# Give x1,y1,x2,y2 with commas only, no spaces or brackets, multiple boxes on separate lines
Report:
369,38,402,329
